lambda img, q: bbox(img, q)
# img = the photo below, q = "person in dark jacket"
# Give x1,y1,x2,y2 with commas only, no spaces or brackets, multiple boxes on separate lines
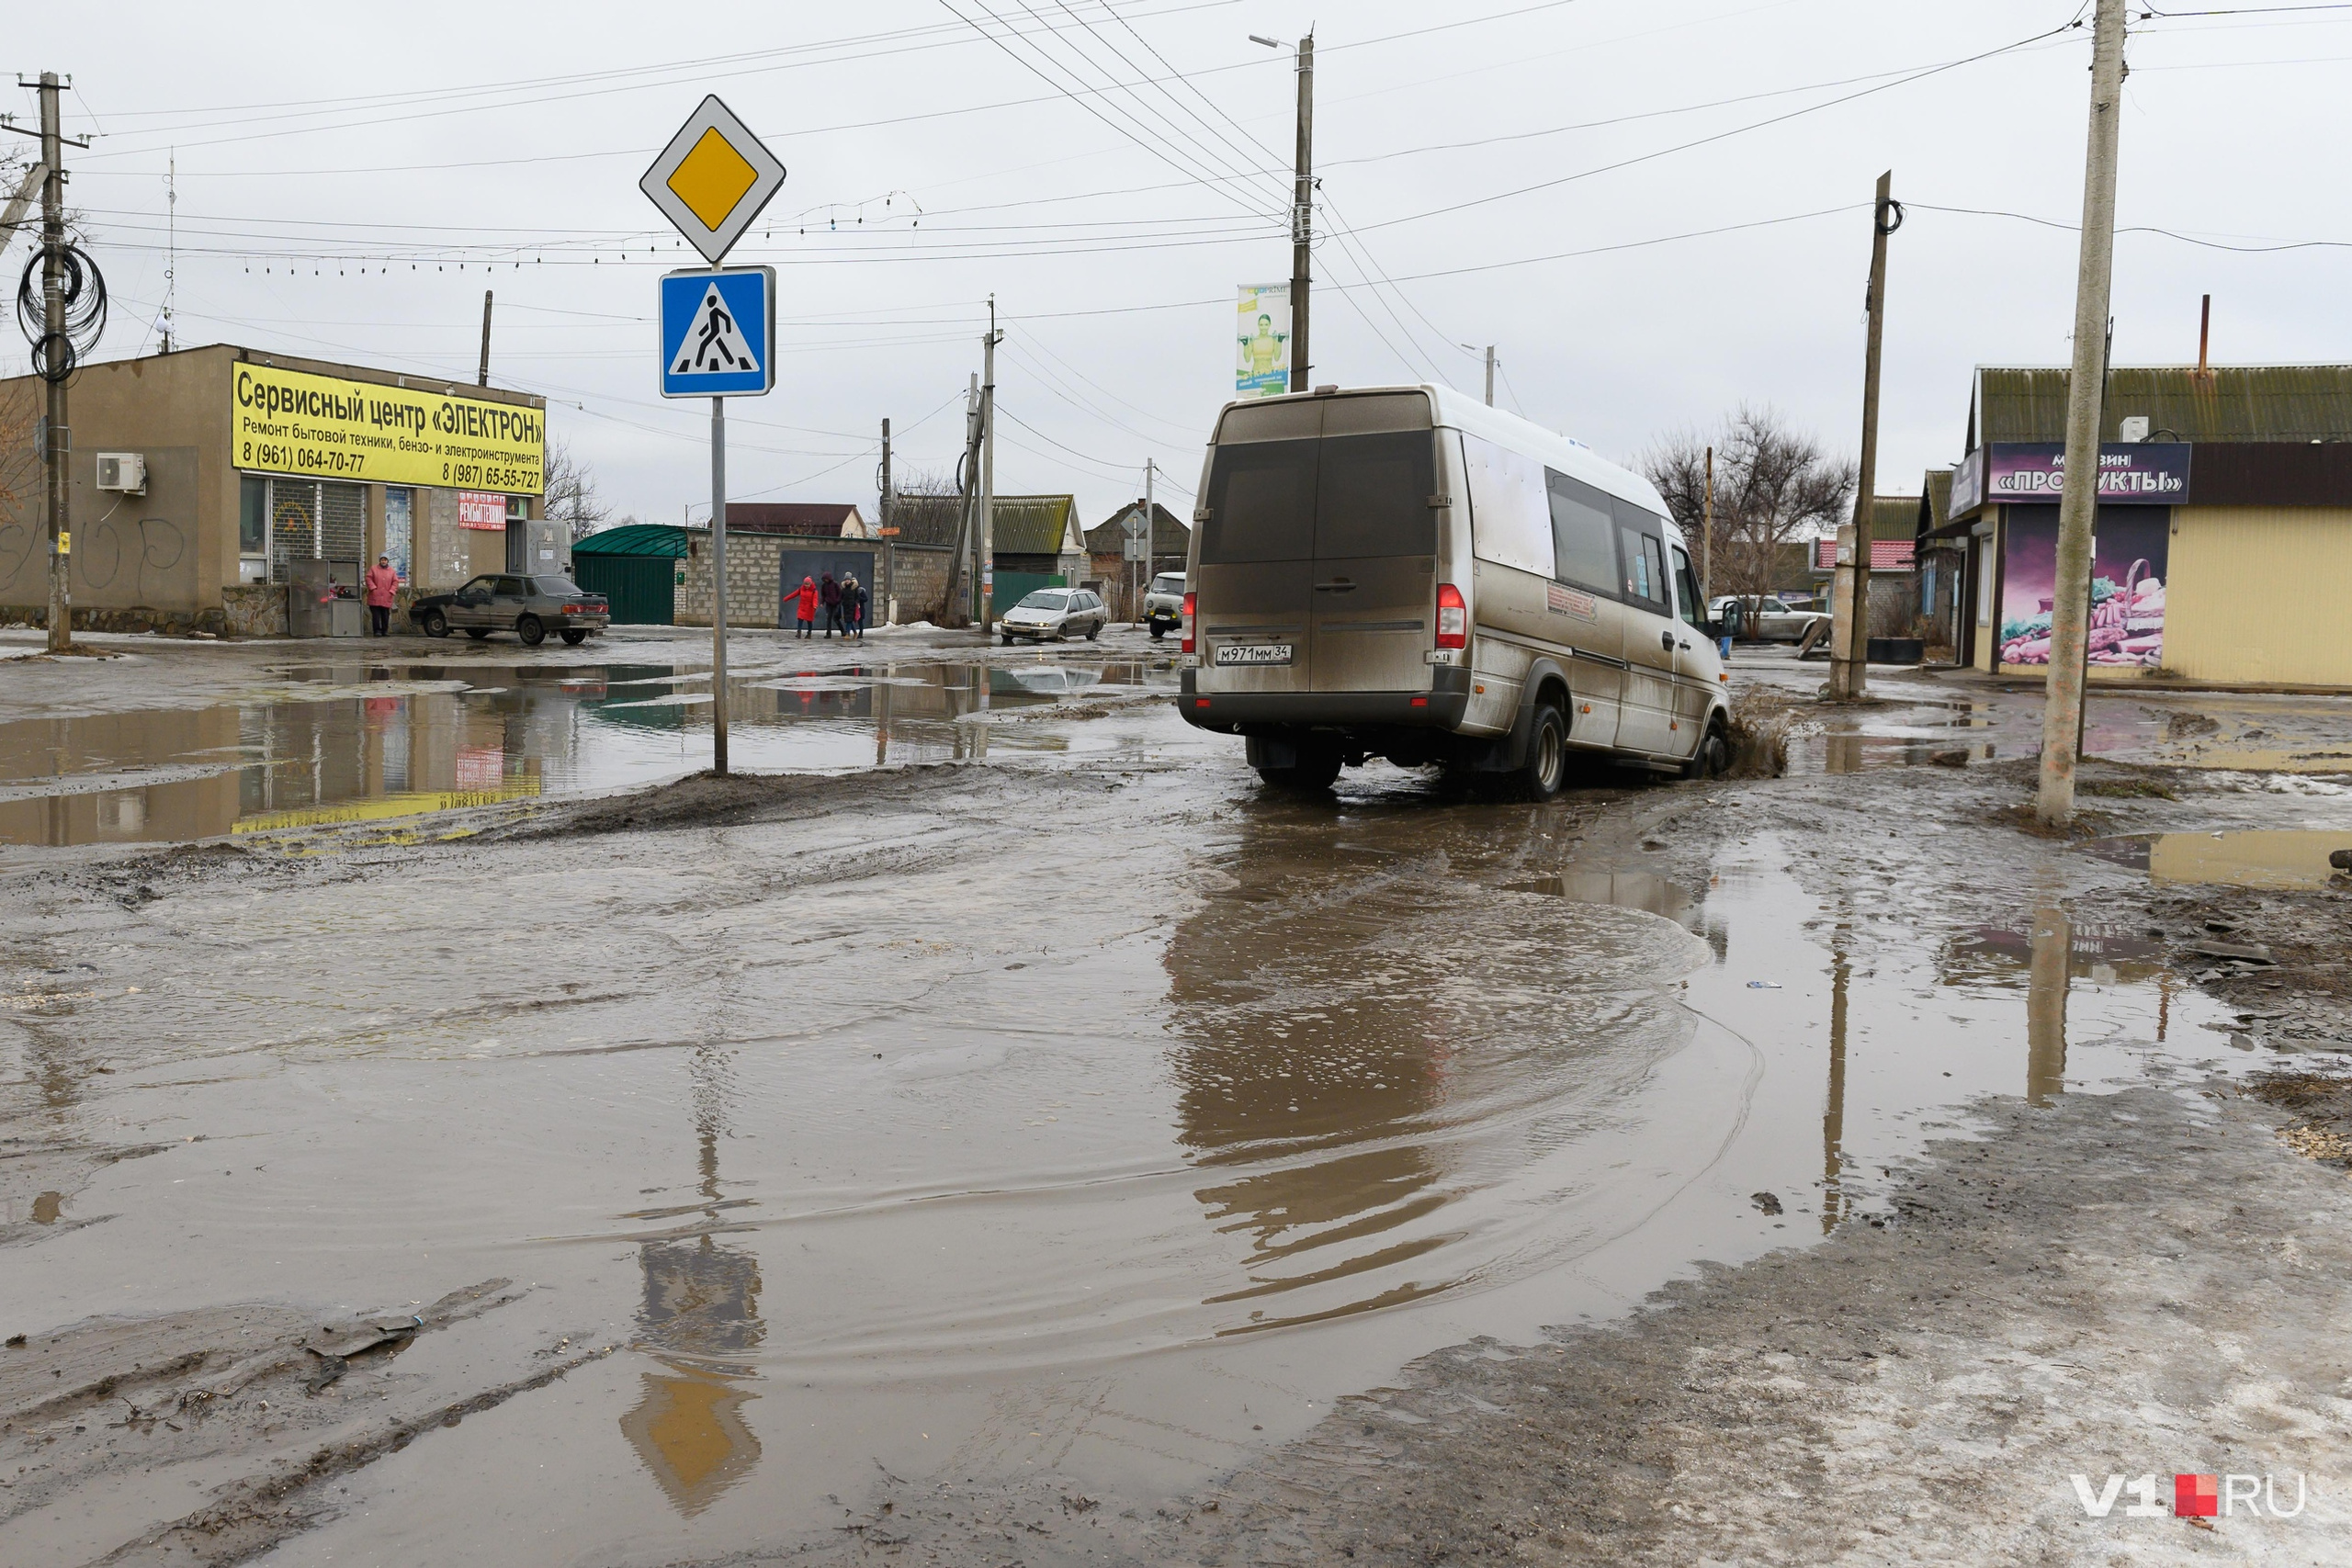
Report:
842,574,869,641
794,575,818,637
820,572,842,637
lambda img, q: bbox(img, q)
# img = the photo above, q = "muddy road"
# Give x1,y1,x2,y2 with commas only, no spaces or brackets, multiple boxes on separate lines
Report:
5,632,2351,1564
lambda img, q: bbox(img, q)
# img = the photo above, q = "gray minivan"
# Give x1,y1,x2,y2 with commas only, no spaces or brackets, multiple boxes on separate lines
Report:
1176,385,1729,795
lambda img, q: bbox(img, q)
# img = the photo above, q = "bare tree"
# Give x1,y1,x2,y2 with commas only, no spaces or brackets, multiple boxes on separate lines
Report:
885,465,966,547
542,437,613,543
1645,405,1854,617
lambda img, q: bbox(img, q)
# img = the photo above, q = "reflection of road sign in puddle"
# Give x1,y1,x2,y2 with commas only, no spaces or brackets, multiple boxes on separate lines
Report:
659,267,775,398
672,283,760,377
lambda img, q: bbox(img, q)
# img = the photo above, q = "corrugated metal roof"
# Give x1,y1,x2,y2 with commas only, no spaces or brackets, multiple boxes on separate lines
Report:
573,523,688,558
989,494,1077,556
727,502,863,536
1814,537,1916,571
1972,365,2352,446
1870,495,1917,541
1919,468,1953,536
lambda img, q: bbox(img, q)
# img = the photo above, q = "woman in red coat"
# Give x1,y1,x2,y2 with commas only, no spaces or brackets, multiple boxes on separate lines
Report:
794,575,818,638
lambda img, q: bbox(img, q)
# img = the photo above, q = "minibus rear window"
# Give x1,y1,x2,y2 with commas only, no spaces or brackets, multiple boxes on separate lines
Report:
1201,439,1317,563
1199,433,1435,564
1313,432,1434,559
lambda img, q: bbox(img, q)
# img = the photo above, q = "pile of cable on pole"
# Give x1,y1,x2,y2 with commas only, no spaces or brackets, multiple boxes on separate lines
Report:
16,242,106,382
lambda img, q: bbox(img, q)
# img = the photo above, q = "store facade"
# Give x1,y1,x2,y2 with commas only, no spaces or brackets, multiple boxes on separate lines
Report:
0,344,548,635
1927,365,2352,687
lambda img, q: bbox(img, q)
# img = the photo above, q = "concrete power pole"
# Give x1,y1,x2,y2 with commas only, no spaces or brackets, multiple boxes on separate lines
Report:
1140,457,1155,621
1484,346,1495,407
1830,170,1895,703
37,73,70,653
476,290,493,386
878,416,893,625
1288,35,1314,393
978,297,1001,633
2037,0,2128,828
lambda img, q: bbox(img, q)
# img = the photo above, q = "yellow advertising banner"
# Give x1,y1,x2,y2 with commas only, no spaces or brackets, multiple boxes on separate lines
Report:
231,362,545,493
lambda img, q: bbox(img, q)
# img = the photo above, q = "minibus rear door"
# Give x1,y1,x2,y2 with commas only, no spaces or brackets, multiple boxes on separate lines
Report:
1309,428,1438,694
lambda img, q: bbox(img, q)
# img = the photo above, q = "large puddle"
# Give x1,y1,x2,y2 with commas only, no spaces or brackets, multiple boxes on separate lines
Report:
0,655,1176,847
4,739,2282,1562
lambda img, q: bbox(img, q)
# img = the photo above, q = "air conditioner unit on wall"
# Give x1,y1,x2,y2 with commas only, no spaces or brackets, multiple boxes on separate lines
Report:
96,453,147,494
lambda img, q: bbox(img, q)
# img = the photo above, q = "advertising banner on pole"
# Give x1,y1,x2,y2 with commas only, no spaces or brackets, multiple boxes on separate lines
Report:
1236,283,1291,399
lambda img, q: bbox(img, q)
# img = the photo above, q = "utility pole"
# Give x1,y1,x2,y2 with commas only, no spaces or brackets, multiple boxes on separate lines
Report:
1289,35,1314,393
943,373,978,620
1484,346,1495,407
978,297,1000,633
2037,0,2128,828
1830,170,1896,703
37,73,70,653
160,148,173,352
878,416,893,625
1140,457,1156,621
477,290,494,386
1701,445,1714,603
711,394,729,774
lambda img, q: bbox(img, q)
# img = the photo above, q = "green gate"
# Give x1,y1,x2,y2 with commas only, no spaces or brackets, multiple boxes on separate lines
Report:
993,571,1066,611
575,555,676,625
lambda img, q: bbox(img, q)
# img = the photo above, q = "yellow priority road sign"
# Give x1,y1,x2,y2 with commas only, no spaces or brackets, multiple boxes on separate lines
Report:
639,95,786,265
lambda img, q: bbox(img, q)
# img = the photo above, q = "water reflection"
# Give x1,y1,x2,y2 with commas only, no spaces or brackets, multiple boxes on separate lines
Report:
0,658,1163,847
2025,903,2071,1105
1823,931,1851,1233
1162,823,1704,1334
620,1049,763,1517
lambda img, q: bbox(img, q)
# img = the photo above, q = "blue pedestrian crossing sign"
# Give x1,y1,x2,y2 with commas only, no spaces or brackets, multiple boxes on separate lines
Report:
659,265,775,398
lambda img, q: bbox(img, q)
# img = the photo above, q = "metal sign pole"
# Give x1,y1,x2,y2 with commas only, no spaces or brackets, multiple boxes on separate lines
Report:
711,394,729,775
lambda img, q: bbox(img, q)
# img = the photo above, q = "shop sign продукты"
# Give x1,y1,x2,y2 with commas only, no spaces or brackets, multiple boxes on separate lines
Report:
232,362,546,492
1952,442,2190,513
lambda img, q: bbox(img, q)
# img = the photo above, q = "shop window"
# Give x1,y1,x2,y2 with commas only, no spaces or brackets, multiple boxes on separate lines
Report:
239,476,267,557
384,489,414,583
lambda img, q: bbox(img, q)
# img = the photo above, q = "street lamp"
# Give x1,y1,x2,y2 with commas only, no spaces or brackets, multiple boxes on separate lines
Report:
1249,32,1314,392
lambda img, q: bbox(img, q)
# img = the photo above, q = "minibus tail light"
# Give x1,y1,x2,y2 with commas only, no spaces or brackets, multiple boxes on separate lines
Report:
1435,583,1467,649
1182,592,1196,654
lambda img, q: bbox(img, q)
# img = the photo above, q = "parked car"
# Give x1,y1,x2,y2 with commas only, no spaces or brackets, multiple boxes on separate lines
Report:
412,573,610,646
1708,594,1830,643
1142,571,1186,639
1000,588,1107,645
1180,384,1731,796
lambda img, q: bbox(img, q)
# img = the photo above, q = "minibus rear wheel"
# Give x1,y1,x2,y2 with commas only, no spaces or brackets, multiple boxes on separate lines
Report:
1519,701,1568,801
1258,742,1341,793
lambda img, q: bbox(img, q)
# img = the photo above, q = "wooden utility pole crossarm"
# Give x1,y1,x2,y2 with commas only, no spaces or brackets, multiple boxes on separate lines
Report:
2037,0,2128,827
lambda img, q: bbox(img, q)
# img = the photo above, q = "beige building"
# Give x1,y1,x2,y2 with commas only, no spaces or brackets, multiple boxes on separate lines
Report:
1926,365,2352,688
0,344,548,636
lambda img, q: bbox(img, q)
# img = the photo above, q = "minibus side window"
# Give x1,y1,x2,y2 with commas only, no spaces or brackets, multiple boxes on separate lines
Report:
1544,469,1617,594
1200,439,1317,563
1671,546,1704,628
1611,498,1671,612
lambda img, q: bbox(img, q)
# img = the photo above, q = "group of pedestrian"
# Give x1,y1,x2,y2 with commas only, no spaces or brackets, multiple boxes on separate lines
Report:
794,570,869,641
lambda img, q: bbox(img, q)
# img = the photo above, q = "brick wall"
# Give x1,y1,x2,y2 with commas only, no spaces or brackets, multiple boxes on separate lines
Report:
885,544,953,623
677,531,786,628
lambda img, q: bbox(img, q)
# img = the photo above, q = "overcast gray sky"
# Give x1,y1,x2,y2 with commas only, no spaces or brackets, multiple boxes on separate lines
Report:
6,1,2346,530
